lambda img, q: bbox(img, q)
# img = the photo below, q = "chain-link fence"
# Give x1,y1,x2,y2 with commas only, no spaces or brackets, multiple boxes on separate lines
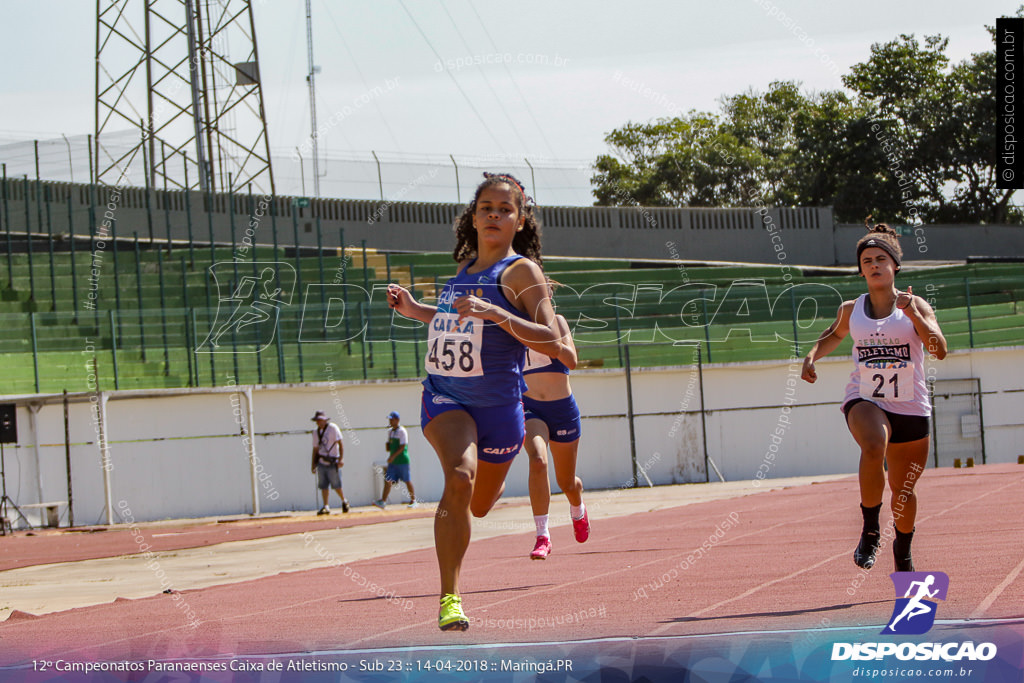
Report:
0,133,595,206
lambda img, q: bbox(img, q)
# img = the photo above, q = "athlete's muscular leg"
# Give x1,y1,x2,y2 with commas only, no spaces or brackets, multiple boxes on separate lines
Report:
471,459,515,518
549,438,583,508
424,410,477,596
846,401,892,507
524,418,551,517
886,437,929,534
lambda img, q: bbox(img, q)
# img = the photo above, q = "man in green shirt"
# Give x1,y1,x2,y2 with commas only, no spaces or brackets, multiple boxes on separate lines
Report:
373,411,417,507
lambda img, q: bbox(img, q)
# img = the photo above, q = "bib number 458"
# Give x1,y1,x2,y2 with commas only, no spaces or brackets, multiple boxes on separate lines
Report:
429,338,475,373
425,312,484,378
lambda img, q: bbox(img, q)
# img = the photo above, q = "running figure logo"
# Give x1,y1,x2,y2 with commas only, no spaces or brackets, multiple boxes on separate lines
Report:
881,571,949,635
198,262,295,353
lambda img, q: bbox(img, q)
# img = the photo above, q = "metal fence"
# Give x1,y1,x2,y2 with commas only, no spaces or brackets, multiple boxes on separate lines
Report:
930,378,986,467
2,271,1023,395
0,134,595,206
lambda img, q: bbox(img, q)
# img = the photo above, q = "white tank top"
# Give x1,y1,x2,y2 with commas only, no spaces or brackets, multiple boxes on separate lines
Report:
843,294,930,417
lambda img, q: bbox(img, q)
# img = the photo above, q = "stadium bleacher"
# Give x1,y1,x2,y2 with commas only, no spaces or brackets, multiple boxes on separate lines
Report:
1,241,1022,394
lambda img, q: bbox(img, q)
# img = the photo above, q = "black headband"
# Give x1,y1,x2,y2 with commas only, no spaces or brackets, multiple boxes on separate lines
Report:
856,237,901,272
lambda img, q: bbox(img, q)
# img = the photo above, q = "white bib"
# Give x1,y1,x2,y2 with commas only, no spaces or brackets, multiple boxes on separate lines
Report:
425,312,484,378
524,347,553,372
858,361,914,403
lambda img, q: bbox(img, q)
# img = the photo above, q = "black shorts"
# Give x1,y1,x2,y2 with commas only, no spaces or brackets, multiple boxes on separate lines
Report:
843,398,930,443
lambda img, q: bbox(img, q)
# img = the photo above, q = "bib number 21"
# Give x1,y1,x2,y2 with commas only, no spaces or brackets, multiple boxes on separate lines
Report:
871,373,898,399
858,363,913,403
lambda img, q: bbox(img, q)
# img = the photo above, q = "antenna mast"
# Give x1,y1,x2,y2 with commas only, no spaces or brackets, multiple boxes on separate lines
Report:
305,0,320,198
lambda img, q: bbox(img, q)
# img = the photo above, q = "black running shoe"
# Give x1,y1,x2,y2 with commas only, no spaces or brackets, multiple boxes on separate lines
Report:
341,500,350,513
893,528,915,572
853,531,881,569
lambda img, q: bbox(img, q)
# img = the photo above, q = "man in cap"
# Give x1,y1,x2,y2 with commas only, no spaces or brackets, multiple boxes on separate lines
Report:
373,411,417,508
311,410,349,514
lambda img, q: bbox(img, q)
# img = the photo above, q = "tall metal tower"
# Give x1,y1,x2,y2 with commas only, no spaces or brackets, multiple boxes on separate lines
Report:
95,0,275,194
304,0,320,198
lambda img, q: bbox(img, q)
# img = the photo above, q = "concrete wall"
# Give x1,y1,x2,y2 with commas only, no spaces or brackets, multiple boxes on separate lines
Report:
3,346,1021,525
834,223,1024,265
3,178,833,263
7,178,1023,264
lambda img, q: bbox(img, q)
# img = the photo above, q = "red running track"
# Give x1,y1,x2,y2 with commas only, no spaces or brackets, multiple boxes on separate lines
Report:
0,509,433,572
1,464,1022,666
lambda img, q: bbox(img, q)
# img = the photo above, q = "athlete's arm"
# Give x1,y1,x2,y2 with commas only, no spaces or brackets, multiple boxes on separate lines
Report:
553,314,578,370
518,312,577,369
453,258,560,354
801,300,855,383
897,286,947,360
387,283,436,324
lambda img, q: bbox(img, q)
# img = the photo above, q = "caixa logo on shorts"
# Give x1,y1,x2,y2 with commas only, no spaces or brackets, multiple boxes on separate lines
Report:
831,572,998,663
481,445,518,456
556,428,577,437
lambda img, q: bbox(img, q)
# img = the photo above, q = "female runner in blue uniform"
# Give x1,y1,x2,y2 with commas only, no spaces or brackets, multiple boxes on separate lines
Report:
522,287,589,560
802,222,946,572
387,173,561,631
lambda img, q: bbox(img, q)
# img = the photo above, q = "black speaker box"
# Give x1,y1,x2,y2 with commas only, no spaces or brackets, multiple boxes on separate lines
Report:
0,404,16,444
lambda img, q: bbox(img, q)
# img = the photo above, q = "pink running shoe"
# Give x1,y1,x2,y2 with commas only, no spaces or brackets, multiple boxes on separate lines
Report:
530,536,552,560
572,508,590,543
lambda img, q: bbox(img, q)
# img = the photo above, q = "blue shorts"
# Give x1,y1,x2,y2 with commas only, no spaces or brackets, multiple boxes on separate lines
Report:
316,462,342,490
420,388,525,464
523,394,582,443
385,463,412,483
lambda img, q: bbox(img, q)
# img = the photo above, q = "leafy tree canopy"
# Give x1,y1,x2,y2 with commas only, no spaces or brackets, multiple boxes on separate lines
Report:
592,18,1020,224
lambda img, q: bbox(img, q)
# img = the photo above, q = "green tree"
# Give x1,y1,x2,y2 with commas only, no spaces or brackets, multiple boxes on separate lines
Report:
592,82,889,221
718,80,804,205
592,82,809,209
590,115,742,207
789,91,906,222
593,23,1019,224
843,32,1014,223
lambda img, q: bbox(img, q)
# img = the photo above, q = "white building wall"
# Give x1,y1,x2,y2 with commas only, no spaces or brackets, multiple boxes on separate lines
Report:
3,346,1021,524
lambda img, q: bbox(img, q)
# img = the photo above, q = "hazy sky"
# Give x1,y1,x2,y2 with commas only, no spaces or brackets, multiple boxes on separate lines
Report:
0,1,1010,203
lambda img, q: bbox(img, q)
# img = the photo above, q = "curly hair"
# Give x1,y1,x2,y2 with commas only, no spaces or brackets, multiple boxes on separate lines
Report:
856,216,903,273
452,172,543,265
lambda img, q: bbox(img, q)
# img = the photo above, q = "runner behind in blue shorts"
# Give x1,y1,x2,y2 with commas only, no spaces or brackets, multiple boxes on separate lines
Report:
521,289,589,560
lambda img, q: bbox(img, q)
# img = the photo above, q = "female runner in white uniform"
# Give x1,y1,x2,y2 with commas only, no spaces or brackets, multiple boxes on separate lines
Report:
802,222,947,572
